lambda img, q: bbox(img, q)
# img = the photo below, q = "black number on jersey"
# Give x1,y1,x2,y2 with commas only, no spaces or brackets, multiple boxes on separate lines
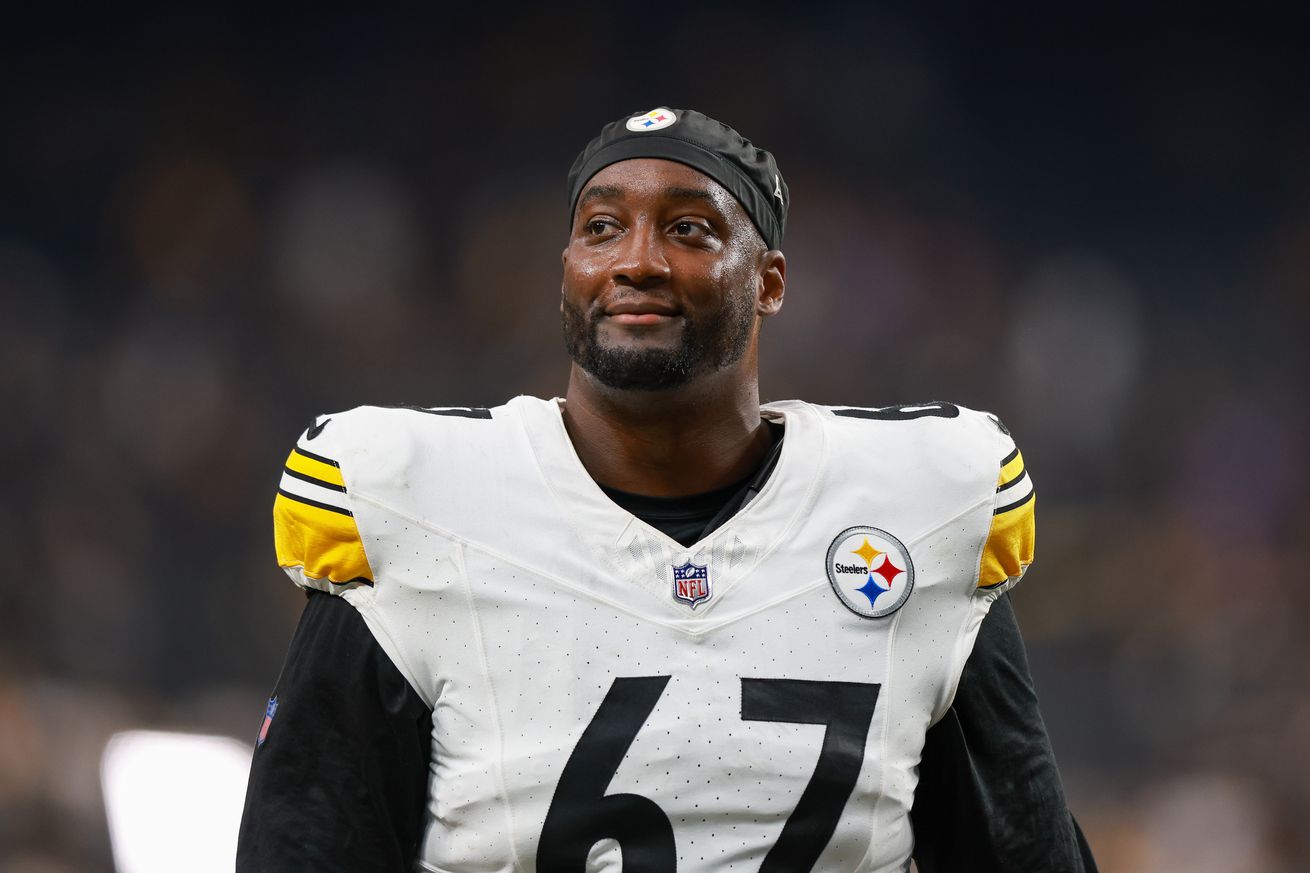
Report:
741,679,881,873
832,401,959,420
538,677,881,873
537,677,676,873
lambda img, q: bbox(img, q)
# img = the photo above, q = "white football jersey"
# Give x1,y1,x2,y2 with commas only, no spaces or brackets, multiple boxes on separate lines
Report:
272,396,1036,873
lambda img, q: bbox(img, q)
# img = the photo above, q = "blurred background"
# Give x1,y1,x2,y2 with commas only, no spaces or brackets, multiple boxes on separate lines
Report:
2,4,1308,871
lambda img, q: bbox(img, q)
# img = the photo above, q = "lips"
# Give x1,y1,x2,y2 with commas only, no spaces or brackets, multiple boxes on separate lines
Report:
604,299,681,316
603,298,682,326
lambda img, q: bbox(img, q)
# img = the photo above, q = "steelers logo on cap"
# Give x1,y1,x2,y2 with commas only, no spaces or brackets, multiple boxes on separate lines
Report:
626,108,678,132
825,526,915,619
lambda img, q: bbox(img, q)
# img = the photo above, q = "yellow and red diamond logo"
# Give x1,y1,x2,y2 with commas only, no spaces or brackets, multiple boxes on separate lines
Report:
826,526,916,619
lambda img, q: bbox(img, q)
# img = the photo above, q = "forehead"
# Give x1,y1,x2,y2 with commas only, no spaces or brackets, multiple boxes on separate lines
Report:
578,158,743,217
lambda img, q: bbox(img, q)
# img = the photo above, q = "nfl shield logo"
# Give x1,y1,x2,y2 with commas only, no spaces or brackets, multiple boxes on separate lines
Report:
671,560,711,609
257,696,278,747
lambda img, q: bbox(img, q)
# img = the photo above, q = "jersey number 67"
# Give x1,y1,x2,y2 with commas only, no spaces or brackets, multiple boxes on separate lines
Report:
537,676,881,873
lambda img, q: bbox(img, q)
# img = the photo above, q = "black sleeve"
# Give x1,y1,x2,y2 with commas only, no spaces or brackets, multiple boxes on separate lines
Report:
911,593,1098,873
237,591,434,873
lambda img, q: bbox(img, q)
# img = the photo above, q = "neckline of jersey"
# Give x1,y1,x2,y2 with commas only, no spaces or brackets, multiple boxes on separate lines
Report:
524,396,822,557
597,419,785,524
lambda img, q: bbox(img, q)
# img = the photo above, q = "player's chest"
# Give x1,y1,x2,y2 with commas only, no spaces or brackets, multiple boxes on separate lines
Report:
411,538,977,873
422,587,916,873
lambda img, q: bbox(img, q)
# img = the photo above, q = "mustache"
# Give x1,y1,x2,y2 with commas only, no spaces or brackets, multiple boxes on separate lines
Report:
592,290,681,315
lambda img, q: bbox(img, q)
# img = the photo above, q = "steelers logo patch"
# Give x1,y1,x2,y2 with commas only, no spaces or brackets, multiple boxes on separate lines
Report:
626,107,678,132
825,526,915,619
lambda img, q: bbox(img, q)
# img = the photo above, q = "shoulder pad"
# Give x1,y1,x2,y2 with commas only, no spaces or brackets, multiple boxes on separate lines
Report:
273,413,374,591
977,416,1035,591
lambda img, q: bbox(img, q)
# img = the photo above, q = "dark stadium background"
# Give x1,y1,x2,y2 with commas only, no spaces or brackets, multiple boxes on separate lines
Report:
3,6,1308,871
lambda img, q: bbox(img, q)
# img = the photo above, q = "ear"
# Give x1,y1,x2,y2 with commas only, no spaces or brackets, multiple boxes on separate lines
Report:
756,250,786,317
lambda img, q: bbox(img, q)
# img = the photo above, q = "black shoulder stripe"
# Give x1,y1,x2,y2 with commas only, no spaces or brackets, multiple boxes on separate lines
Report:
994,488,1035,516
833,402,960,421
996,468,1028,494
293,446,340,467
1000,446,1020,467
384,404,493,419
283,466,348,493
277,488,353,517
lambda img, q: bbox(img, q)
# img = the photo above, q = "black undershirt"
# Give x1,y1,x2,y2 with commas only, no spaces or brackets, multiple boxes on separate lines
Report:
601,476,755,546
237,423,1097,872
599,420,786,548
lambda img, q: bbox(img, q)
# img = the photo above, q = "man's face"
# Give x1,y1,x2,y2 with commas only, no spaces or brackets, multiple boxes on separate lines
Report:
561,159,774,392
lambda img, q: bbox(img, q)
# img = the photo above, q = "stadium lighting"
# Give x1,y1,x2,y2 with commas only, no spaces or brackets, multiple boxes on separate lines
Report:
101,730,253,873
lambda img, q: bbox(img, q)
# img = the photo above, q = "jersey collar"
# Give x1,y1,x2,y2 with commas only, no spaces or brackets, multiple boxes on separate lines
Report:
514,396,826,618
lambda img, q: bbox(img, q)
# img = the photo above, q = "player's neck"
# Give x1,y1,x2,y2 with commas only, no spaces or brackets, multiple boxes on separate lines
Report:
561,365,773,498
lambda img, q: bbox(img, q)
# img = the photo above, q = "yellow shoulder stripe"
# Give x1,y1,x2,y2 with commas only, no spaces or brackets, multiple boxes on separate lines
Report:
285,447,346,488
978,493,1035,589
274,492,373,585
998,447,1025,488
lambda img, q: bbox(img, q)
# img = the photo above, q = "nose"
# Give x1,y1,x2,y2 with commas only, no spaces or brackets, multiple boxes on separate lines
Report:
610,220,671,288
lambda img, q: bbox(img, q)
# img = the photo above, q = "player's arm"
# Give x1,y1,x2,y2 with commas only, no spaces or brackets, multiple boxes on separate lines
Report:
911,594,1097,872
912,434,1096,872
237,592,432,873
237,427,433,872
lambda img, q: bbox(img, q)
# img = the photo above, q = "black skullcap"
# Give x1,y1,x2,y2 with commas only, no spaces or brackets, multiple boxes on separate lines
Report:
567,107,788,250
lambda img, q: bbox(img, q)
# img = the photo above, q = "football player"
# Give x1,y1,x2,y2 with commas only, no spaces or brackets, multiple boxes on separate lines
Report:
237,107,1097,872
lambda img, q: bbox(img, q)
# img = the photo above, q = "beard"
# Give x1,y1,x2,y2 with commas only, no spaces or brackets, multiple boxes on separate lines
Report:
561,285,757,392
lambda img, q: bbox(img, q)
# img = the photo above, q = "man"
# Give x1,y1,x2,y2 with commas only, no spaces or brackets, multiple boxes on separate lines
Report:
238,107,1095,872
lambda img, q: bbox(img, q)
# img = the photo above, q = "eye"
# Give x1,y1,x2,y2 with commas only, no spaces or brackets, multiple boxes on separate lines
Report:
671,219,709,238
584,217,620,238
